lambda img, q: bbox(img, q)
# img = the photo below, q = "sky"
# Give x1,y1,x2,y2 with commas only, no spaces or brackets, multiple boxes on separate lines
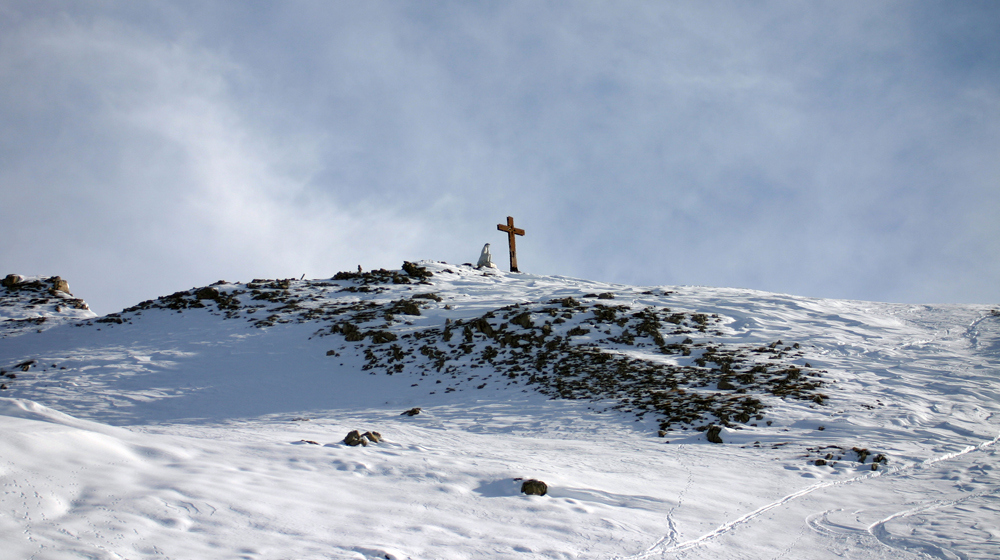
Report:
1,1,998,315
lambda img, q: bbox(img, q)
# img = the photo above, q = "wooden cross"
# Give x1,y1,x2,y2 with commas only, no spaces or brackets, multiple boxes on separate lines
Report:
497,216,525,272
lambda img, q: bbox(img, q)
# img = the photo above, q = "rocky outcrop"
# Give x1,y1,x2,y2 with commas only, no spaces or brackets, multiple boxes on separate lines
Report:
2,275,93,339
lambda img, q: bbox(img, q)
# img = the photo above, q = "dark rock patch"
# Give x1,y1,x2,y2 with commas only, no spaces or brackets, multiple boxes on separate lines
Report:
520,479,548,496
852,447,870,463
195,287,220,300
706,425,723,444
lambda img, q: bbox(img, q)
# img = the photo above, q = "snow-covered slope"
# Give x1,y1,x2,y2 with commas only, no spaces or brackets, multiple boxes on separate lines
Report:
1,262,997,559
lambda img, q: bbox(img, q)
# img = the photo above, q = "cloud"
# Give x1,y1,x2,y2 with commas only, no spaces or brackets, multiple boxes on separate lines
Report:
2,2,998,310
0,10,428,313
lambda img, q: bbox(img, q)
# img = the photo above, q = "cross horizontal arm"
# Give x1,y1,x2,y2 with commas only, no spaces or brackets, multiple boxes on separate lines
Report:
497,224,525,236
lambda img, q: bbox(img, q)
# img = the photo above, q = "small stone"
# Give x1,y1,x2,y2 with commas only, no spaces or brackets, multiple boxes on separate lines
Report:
521,479,548,496
401,407,422,416
815,459,827,466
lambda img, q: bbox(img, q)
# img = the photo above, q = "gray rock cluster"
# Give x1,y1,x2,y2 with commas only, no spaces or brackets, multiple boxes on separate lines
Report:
3,274,71,294
1,275,89,314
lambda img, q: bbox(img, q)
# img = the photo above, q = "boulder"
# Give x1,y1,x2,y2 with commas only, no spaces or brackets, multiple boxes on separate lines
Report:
706,425,724,444
195,286,220,300
50,276,71,294
520,479,548,496
401,407,422,416
344,430,366,446
2,274,23,289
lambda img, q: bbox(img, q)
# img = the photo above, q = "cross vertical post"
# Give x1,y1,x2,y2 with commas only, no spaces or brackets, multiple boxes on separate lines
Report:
497,216,525,272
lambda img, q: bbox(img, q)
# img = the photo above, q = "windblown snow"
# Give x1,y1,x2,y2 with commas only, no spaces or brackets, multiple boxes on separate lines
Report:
1,263,997,559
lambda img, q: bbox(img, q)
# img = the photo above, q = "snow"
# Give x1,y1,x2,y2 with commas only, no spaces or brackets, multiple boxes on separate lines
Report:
1,262,998,559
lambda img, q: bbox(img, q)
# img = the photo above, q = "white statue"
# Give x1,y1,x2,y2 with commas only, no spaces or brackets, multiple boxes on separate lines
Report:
477,243,496,269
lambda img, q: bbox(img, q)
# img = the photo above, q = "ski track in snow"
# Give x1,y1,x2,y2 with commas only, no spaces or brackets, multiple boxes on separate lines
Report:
625,431,1000,559
2,263,998,559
